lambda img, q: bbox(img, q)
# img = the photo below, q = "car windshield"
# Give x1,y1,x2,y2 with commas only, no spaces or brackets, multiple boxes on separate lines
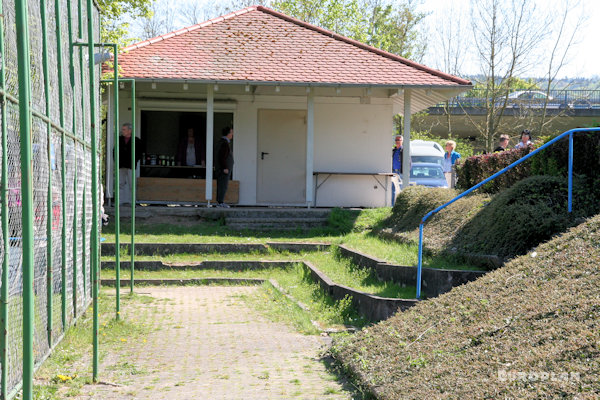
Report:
412,156,443,165
410,166,443,178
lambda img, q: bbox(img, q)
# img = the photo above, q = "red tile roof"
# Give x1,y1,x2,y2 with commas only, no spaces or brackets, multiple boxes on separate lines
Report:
117,6,470,87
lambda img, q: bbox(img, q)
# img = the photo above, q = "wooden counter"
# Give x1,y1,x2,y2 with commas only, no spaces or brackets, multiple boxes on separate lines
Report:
137,178,239,203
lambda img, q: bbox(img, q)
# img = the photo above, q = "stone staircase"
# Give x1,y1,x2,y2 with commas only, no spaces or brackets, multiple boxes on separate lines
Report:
223,208,331,231
105,205,332,231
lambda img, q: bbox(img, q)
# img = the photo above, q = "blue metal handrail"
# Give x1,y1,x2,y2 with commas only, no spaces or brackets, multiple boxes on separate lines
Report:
416,127,600,299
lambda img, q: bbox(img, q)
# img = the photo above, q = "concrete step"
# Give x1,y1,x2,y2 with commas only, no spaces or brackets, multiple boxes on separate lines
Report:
107,206,332,221
225,217,328,231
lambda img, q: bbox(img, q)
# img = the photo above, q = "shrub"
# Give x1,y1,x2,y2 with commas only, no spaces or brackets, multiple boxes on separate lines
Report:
455,146,532,193
449,175,584,260
390,186,458,232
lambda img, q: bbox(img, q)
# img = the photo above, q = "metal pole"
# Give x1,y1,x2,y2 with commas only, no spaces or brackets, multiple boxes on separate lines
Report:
86,0,100,382
41,0,54,349
58,0,68,333
111,47,121,319
0,0,10,395
130,80,136,293
568,133,573,213
416,224,424,299
15,0,35,397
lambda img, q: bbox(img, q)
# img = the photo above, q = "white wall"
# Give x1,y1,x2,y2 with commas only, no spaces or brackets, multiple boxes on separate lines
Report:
235,96,393,207
107,88,395,207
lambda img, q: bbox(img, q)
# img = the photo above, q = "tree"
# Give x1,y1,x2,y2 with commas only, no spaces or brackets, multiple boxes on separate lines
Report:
137,0,177,40
96,0,153,47
456,0,584,152
271,0,427,60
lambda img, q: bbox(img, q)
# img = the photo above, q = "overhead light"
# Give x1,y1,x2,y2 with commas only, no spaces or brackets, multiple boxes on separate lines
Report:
119,81,124,89
366,87,372,95
306,87,311,93
426,88,432,96
151,82,156,89
336,87,341,95
397,88,404,96
214,84,219,91
183,82,188,90
245,84,250,92
275,85,280,92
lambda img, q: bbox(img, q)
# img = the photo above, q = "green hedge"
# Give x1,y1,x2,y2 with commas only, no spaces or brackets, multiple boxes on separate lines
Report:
455,146,532,193
456,130,600,194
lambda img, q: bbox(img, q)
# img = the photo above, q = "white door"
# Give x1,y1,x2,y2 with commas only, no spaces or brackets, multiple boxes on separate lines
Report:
257,109,307,204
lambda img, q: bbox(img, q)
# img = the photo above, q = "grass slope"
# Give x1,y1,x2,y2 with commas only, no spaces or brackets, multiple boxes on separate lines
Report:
388,176,598,265
331,214,600,399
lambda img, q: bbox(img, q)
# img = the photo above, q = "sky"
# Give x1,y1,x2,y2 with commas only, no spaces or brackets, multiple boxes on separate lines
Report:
135,0,600,79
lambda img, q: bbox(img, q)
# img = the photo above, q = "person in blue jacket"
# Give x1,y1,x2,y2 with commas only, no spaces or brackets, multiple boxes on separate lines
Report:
443,140,461,187
391,135,403,205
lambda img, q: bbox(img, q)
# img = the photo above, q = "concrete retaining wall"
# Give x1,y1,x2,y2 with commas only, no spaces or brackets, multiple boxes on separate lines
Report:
102,242,330,256
303,261,417,322
337,244,487,298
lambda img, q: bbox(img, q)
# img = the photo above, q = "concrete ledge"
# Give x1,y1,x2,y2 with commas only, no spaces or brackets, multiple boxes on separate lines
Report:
303,261,417,322
266,242,330,252
101,260,296,270
101,242,268,256
101,278,265,286
337,244,487,298
377,229,505,269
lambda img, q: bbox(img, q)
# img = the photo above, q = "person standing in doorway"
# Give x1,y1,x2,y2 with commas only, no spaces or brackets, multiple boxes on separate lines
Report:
216,126,234,208
391,135,403,206
117,122,141,205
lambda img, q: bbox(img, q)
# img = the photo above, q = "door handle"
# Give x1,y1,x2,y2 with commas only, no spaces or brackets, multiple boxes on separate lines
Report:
261,152,270,160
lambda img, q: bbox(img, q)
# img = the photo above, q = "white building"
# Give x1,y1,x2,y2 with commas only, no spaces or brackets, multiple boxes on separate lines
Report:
105,6,471,207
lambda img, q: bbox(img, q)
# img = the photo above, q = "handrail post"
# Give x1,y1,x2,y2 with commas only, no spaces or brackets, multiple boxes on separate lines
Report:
417,224,424,299
130,79,136,294
568,133,573,213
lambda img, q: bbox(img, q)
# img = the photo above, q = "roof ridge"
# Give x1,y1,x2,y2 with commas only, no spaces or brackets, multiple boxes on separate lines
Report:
255,5,470,86
121,6,259,52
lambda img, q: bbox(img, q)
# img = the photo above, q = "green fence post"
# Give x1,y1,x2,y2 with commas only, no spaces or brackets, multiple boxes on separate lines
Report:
59,0,68,332
86,0,100,382
15,0,35,397
130,80,136,294
41,0,54,350
0,0,9,396
112,48,121,320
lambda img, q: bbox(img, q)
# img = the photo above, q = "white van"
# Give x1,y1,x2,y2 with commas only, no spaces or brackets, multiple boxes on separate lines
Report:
410,140,444,166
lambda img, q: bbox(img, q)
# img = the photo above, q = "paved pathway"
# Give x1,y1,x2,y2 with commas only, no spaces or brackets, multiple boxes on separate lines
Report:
75,286,356,399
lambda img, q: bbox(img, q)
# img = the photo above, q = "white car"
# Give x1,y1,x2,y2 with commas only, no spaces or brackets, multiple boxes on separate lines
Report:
410,140,444,166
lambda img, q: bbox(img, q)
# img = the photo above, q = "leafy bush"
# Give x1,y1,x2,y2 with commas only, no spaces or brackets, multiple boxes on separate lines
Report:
455,146,532,193
449,175,586,260
390,186,458,231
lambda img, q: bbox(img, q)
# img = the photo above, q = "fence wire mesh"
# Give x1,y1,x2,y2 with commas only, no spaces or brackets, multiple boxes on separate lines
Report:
0,0,100,397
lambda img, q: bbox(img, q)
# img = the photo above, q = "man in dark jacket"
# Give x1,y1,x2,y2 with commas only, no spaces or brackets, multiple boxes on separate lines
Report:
215,126,234,207
117,122,141,205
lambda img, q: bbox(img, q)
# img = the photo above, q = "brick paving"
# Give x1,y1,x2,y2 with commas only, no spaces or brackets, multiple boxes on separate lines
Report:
75,286,355,400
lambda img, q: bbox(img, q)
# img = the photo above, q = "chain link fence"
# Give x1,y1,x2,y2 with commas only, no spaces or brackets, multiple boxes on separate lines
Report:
0,0,100,397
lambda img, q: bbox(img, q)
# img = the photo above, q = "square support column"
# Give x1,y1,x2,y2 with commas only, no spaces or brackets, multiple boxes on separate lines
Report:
402,89,412,189
306,89,315,207
205,84,214,203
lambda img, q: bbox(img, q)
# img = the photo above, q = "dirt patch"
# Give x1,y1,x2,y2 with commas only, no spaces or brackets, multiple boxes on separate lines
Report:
73,286,354,399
